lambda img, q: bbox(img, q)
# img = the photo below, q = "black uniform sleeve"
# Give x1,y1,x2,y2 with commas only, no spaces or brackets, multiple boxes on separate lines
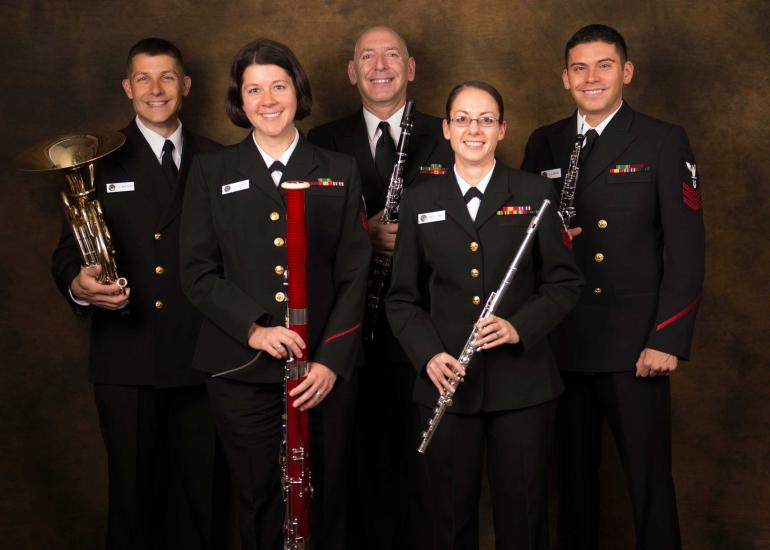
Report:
311,161,372,379
645,126,705,359
386,190,446,371
51,219,90,317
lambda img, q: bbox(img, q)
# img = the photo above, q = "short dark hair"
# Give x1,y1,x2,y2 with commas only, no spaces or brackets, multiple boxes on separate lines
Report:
225,39,312,128
445,81,505,122
564,24,628,66
126,37,185,75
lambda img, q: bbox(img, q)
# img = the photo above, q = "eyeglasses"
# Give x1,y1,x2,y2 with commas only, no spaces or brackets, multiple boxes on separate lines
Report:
449,114,500,127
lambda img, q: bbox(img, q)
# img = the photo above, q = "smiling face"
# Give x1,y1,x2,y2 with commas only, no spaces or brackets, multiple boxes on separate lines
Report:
443,86,506,171
347,27,415,118
240,63,298,148
562,40,634,126
122,53,190,137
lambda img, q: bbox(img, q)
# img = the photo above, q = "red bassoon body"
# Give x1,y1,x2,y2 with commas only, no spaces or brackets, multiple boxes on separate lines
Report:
281,181,313,549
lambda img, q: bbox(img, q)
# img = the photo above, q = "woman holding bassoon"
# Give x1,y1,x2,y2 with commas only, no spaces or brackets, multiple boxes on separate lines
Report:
179,39,370,549
386,81,582,549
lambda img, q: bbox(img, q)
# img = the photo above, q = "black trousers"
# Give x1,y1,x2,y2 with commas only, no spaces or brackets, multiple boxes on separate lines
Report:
207,372,357,550
347,359,423,550
418,400,554,550
93,384,227,550
556,372,681,550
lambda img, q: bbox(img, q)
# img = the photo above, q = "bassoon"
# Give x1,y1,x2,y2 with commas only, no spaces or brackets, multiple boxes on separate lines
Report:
280,181,313,549
417,199,551,454
363,100,416,343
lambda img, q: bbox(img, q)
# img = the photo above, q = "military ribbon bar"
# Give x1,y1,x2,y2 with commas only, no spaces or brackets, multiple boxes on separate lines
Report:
419,164,447,175
312,178,344,187
609,163,649,174
497,205,532,216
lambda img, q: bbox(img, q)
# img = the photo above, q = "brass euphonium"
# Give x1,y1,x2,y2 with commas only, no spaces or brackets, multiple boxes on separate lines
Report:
16,132,128,290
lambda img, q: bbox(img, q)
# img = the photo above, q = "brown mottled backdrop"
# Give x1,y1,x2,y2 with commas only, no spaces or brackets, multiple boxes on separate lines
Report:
1,1,768,548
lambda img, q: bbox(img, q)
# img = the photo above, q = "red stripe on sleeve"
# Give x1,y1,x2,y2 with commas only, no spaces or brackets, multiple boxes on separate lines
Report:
655,294,703,331
323,323,362,344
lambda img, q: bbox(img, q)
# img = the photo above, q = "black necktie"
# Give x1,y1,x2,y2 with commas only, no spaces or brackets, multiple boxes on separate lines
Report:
579,129,599,166
374,121,396,185
464,187,483,204
161,140,178,186
269,160,285,185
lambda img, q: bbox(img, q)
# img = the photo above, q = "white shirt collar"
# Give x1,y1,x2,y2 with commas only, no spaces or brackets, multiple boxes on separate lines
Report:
135,116,183,168
454,161,496,221
362,104,405,158
576,100,623,136
252,129,301,186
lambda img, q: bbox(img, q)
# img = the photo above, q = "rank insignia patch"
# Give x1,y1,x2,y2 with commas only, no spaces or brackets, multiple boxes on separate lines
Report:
685,161,699,188
609,163,649,174
682,182,702,212
419,164,447,175
497,205,532,216
312,178,344,187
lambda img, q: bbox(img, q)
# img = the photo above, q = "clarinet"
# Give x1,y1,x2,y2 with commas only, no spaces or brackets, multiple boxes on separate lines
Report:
417,199,552,454
363,100,416,344
556,133,586,243
280,181,313,550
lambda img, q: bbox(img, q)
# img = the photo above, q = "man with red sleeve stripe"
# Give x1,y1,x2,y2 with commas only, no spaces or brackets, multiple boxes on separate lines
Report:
521,24,705,550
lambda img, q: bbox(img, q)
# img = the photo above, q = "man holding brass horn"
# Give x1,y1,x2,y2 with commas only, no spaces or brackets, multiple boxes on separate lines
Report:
50,38,225,550
307,26,452,548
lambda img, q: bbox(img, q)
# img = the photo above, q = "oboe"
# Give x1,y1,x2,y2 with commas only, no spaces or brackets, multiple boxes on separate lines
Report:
363,100,416,343
556,133,586,245
280,181,313,550
417,199,551,454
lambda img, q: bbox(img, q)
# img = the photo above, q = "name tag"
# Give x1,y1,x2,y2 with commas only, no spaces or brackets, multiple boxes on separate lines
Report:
222,179,249,195
541,168,561,179
105,181,134,193
418,210,445,224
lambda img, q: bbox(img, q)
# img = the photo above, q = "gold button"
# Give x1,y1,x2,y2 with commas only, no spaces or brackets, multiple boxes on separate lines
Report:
470,268,480,278
472,295,481,305
269,211,280,221
594,288,602,295
469,241,479,252
154,265,165,275
594,252,605,263
274,237,285,247
154,300,164,309
597,219,608,229
274,265,285,276
153,232,162,241
275,292,286,303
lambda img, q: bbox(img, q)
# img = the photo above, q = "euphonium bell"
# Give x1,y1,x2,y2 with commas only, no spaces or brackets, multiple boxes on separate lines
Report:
16,132,128,290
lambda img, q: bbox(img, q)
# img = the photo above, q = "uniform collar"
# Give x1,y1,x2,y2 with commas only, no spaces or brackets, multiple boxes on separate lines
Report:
576,100,623,136
134,115,183,166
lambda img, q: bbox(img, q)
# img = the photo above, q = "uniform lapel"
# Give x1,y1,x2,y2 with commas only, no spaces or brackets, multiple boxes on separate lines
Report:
348,110,382,193
234,133,284,208
436,169,477,240
403,112,442,187
282,134,319,185
118,120,167,222
579,102,637,192
547,115,577,184
157,126,195,231
474,163,514,228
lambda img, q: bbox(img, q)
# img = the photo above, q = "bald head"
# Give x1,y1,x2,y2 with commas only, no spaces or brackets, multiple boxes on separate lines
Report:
348,26,416,119
353,26,410,59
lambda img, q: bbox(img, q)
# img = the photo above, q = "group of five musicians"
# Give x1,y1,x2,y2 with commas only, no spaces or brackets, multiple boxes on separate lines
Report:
51,22,704,550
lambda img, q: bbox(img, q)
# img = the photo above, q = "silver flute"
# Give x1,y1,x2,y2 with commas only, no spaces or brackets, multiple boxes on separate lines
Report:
417,198,551,454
